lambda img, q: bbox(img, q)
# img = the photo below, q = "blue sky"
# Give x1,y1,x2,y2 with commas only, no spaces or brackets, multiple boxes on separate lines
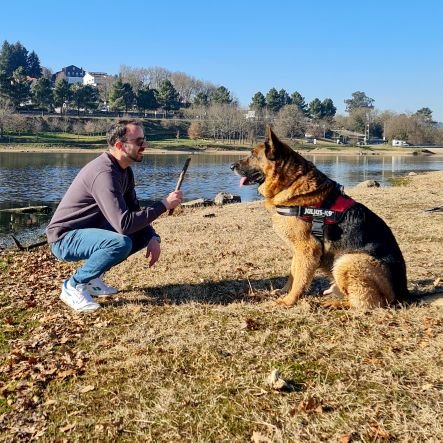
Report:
2,0,443,120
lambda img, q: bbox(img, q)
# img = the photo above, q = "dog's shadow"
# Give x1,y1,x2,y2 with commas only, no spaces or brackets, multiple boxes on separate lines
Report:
104,276,441,308
104,276,332,308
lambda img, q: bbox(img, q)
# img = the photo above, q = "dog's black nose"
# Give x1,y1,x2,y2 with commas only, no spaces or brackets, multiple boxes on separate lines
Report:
230,162,237,171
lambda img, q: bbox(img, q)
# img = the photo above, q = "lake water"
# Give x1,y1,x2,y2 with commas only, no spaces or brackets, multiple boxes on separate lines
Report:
1,151,442,247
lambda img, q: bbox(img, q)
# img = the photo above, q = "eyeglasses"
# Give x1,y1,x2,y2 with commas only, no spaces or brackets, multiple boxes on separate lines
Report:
123,137,146,147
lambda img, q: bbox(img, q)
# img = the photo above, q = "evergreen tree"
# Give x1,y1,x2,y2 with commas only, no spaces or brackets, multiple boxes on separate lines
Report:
109,78,134,112
32,77,53,112
136,85,158,113
71,84,99,114
0,41,43,103
0,70,9,99
415,107,434,124
250,91,266,110
27,51,42,78
193,91,208,106
0,41,28,76
278,89,291,108
156,79,180,110
265,88,281,112
82,85,99,112
0,41,13,76
54,79,72,113
9,67,31,107
344,91,374,113
322,98,336,119
290,91,308,114
210,86,232,105
308,98,324,120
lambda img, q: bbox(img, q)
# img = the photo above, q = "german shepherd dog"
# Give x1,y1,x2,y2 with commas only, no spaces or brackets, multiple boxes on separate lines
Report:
231,128,409,309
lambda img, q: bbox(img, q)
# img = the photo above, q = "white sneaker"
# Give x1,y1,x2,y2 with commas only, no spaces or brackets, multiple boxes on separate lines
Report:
60,280,101,312
87,275,118,297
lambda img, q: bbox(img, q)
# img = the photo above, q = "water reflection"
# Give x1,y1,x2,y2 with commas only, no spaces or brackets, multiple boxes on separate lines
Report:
0,151,442,241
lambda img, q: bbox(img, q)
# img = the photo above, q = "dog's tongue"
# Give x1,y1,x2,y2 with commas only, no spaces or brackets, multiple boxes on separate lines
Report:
240,177,248,186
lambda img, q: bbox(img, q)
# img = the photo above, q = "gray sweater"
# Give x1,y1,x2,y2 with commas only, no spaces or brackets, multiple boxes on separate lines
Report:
46,152,166,243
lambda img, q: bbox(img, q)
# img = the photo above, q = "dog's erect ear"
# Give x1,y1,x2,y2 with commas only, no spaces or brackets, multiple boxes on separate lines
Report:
264,127,283,160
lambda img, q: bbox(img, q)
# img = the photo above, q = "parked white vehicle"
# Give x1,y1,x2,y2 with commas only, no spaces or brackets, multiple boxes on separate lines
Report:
392,139,410,147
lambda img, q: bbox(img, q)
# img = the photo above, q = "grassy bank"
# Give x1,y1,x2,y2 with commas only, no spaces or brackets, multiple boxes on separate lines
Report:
1,172,442,441
2,132,442,156
2,118,443,154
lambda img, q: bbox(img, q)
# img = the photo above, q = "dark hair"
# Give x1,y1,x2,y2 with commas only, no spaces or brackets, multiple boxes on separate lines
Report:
106,120,143,147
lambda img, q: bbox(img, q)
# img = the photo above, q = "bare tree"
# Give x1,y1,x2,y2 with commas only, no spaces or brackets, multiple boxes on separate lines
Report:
383,113,440,144
198,104,252,144
274,105,306,140
170,71,199,106
97,75,117,106
193,80,218,101
119,66,150,92
187,121,203,139
0,97,14,138
144,67,172,90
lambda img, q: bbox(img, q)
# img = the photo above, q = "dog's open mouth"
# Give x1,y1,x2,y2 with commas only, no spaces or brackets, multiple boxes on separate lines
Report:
239,171,265,186
231,162,265,186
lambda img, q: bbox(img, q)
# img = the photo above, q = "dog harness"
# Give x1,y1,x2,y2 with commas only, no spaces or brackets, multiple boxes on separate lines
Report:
276,184,356,241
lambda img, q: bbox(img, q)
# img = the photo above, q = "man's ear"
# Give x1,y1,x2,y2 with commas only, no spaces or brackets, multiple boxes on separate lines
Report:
264,127,281,160
114,140,124,151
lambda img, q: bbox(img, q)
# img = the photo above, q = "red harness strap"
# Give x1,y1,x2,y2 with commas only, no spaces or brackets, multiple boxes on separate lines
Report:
276,192,356,241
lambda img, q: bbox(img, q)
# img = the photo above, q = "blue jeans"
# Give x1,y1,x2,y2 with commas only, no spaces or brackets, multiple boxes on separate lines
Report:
51,227,152,286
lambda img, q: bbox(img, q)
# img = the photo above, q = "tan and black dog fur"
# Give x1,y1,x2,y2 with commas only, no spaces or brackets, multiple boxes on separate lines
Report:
231,128,409,309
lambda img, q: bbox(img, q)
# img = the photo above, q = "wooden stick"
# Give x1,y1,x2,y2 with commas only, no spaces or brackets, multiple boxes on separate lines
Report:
11,234,47,251
11,234,25,251
169,157,191,215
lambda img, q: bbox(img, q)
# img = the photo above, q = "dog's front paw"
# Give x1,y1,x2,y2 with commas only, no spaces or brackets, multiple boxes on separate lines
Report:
275,295,298,307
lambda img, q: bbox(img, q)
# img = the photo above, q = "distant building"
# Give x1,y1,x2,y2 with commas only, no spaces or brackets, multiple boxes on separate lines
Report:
332,129,365,145
83,71,109,87
245,110,256,119
52,65,85,84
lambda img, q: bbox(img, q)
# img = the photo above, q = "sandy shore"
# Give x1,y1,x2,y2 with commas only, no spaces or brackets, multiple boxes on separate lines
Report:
1,144,443,156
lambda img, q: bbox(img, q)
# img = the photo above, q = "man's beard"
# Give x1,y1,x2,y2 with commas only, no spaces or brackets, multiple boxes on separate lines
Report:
123,147,142,162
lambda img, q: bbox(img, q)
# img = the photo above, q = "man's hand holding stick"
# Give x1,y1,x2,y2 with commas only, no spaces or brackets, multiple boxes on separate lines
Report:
168,157,191,215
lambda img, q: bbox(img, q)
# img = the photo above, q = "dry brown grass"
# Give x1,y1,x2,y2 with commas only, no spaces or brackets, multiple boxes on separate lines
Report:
1,171,443,442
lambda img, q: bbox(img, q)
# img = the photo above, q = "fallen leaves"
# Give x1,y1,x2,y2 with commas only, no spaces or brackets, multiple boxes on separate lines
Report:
0,247,96,439
296,396,325,414
240,318,260,331
366,423,391,440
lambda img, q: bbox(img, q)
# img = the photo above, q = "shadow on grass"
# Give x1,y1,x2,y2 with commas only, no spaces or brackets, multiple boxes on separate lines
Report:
103,275,443,309
407,278,443,304
104,275,332,308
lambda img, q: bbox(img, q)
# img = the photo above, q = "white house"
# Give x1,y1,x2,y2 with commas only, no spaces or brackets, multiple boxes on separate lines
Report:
83,72,109,87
